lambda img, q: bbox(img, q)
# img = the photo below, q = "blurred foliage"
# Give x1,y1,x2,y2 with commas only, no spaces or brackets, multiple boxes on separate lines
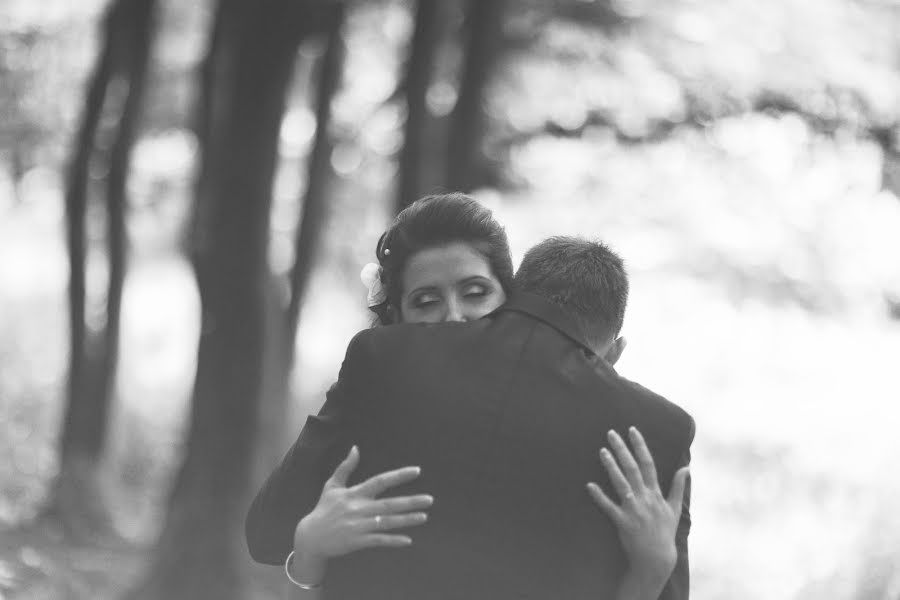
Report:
1,0,899,598
499,0,900,132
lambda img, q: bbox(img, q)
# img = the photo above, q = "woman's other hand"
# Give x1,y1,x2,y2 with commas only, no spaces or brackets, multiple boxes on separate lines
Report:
294,445,434,562
586,427,689,587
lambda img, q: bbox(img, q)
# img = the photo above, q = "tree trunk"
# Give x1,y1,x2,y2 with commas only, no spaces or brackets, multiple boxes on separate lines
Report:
286,4,345,337
101,0,155,432
183,0,228,262
244,5,347,532
60,0,118,469
128,0,304,597
55,0,156,538
446,0,506,193
395,0,445,212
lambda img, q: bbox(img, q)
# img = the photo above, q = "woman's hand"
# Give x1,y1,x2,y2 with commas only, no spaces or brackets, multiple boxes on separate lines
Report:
294,445,434,563
586,427,689,591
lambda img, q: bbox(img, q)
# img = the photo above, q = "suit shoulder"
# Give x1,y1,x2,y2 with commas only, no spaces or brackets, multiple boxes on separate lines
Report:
355,320,491,351
344,323,421,354
338,326,409,379
617,376,696,446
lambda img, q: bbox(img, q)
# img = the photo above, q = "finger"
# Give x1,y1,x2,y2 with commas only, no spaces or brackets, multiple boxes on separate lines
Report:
586,482,623,524
599,447,634,504
607,430,644,491
359,494,434,516
347,534,413,552
327,445,359,488
667,466,690,515
628,426,660,492
367,512,428,532
351,466,422,498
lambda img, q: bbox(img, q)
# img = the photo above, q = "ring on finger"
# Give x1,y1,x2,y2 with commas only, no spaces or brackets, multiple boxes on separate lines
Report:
373,515,383,530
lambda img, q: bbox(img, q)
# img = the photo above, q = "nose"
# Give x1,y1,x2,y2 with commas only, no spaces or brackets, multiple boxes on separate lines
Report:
444,297,467,322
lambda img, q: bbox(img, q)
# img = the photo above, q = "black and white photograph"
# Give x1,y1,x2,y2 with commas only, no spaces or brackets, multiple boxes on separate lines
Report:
1,0,899,598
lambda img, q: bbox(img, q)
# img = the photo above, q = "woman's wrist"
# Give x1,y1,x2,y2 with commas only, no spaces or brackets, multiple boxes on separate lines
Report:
288,548,327,584
623,542,677,587
285,551,324,591
631,553,675,584
292,518,328,583
615,566,670,600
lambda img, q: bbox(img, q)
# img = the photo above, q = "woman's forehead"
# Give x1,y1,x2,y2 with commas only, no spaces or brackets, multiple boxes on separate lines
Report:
402,242,494,288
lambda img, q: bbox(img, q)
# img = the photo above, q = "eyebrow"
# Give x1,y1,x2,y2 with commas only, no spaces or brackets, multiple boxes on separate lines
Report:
458,275,493,287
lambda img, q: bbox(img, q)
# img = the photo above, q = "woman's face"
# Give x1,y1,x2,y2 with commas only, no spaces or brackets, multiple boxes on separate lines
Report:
399,242,507,324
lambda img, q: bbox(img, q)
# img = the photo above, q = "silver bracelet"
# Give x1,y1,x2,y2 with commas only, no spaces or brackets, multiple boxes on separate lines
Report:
285,550,324,590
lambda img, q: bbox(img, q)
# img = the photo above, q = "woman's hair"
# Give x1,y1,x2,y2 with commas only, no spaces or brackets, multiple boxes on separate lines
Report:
369,193,514,325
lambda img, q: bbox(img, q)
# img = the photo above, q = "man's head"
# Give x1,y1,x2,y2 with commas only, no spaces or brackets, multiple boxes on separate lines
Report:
514,236,629,363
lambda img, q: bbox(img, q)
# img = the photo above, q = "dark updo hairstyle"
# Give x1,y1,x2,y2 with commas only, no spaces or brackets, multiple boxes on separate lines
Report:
369,193,514,325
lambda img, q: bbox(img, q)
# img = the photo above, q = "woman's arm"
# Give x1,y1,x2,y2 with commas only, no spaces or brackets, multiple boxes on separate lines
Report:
587,427,690,600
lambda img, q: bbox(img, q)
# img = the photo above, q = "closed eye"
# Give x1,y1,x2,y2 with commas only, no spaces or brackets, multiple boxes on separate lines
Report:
411,293,441,308
462,283,489,298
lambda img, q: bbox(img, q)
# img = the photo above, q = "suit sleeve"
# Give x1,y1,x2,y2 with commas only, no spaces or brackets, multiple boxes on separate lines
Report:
244,331,372,565
659,417,695,600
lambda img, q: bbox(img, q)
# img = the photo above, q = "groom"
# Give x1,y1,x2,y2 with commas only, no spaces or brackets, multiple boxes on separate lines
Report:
246,237,694,599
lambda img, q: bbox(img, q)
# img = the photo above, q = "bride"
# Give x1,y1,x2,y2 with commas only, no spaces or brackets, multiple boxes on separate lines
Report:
246,193,689,599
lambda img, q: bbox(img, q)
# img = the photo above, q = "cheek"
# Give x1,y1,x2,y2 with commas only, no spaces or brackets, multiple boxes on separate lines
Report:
484,294,505,313
464,292,505,319
401,304,441,324
488,288,507,310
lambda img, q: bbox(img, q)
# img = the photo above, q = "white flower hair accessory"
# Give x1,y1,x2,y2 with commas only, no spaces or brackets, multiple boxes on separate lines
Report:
360,262,387,307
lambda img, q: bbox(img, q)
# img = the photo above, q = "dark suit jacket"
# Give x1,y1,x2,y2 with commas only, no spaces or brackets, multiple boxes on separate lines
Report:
246,293,695,600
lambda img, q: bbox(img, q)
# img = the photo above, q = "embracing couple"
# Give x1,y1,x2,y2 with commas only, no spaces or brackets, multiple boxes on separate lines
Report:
245,193,695,600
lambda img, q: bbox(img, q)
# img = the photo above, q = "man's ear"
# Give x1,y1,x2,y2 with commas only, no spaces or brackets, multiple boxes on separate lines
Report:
603,336,627,365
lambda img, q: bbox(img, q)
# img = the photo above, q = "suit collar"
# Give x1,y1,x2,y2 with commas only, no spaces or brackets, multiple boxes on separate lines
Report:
496,292,596,355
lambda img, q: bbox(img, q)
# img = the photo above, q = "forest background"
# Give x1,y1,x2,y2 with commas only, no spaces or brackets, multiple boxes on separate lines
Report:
1,0,899,598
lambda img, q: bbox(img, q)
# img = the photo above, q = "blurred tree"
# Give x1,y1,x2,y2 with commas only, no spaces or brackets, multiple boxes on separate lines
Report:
394,0,510,204
261,0,345,526
54,0,157,538
287,5,346,338
128,0,334,597
395,0,446,212
446,0,507,193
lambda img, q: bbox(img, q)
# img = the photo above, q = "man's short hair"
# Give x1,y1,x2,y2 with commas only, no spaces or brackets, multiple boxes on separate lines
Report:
514,236,628,345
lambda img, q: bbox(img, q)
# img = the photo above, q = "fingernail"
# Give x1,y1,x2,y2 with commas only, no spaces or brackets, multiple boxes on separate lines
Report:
422,495,434,504
599,448,611,459
628,426,637,435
